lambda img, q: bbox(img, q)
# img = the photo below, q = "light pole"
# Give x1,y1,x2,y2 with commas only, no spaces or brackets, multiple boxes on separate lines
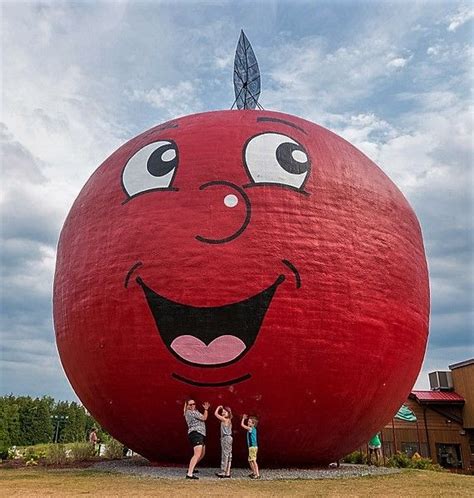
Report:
50,415,69,443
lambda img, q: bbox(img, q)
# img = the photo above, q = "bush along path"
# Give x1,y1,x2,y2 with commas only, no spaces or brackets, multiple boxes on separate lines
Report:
2,439,127,468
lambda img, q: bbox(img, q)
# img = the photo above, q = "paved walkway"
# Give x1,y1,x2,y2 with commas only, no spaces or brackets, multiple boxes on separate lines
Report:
94,458,400,481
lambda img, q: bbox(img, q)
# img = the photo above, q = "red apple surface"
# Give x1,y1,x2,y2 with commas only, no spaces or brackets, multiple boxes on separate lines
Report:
53,110,429,465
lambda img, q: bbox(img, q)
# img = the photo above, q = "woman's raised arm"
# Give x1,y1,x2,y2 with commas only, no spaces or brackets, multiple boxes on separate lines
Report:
214,405,226,422
202,401,210,420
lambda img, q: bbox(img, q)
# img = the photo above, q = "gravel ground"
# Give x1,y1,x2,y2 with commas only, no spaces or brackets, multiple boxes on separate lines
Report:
94,458,400,481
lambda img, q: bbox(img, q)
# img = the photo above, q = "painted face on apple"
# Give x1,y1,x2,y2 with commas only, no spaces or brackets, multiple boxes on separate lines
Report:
120,114,310,385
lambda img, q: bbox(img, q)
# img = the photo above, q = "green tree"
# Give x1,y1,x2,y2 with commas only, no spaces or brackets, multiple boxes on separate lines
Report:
3,398,21,445
1,395,102,447
19,397,53,445
60,404,77,443
0,398,10,449
70,402,88,442
52,401,90,443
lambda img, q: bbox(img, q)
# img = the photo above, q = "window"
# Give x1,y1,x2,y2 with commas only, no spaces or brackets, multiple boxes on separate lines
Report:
436,443,462,469
401,442,429,458
401,442,418,457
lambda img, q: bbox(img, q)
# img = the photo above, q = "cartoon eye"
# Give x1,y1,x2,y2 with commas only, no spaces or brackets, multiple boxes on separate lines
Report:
244,133,310,190
122,140,178,197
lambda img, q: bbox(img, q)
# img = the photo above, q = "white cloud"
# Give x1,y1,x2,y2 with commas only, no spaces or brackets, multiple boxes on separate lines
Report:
447,5,474,32
214,53,233,70
333,113,397,161
423,42,473,72
387,56,412,69
262,6,429,115
376,101,472,193
129,80,203,118
264,35,393,111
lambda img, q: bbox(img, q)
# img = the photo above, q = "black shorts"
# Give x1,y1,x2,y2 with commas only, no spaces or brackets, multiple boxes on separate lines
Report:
188,431,206,447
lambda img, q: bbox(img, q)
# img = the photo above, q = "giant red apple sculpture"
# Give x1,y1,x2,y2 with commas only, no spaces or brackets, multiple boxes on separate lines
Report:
53,110,429,465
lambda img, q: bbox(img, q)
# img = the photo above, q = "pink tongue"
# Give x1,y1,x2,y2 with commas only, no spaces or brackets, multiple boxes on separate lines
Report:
170,335,246,365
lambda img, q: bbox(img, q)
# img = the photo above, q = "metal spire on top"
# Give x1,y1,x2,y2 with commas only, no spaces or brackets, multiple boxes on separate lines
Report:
232,30,263,110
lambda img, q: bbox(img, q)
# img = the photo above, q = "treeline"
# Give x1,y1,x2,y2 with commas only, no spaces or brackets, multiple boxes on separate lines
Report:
0,395,100,449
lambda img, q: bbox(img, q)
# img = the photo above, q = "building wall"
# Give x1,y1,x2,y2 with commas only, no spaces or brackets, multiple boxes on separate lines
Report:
382,398,471,470
451,363,474,429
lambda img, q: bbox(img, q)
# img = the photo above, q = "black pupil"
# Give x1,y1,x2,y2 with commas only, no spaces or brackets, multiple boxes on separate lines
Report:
147,142,178,177
276,142,309,174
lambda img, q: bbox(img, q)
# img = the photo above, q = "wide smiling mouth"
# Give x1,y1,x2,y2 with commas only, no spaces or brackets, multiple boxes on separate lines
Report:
136,274,285,368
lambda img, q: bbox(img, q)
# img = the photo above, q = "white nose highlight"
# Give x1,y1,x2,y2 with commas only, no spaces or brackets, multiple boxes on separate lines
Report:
224,194,238,208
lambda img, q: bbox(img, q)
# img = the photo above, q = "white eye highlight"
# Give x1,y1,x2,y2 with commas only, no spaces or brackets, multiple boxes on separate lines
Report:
292,150,307,163
244,133,310,190
122,140,178,197
161,149,176,162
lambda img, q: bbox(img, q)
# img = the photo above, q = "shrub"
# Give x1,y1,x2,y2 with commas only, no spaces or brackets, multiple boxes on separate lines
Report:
411,456,443,471
104,438,124,459
0,446,9,460
24,445,47,462
387,451,412,468
69,442,95,462
386,451,443,471
45,444,67,465
8,446,22,459
343,451,368,464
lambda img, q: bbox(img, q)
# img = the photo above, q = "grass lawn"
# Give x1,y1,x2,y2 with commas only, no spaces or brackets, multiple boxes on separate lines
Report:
0,468,473,497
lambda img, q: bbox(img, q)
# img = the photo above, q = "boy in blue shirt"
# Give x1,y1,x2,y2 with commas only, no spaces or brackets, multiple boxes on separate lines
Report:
241,414,260,479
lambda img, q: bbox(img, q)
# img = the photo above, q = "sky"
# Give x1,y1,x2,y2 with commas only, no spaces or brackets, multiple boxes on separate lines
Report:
1,0,473,401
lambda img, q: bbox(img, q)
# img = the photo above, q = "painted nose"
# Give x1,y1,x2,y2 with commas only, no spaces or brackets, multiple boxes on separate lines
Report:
196,181,251,244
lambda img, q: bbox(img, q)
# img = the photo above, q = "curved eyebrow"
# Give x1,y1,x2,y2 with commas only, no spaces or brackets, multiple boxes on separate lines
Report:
156,122,178,131
257,117,307,135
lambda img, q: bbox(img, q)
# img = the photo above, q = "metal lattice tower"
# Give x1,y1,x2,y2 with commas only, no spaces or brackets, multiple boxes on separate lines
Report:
232,30,263,110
